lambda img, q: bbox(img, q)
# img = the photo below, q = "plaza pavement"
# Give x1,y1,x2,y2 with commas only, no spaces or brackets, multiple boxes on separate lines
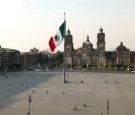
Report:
0,70,135,115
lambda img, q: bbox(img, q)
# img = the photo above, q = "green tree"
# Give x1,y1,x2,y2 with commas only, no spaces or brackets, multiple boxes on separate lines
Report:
67,64,70,68
105,65,109,68
111,64,115,68
72,64,75,67
55,51,62,60
82,64,87,68
123,65,128,69
116,64,122,69
54,51,63,65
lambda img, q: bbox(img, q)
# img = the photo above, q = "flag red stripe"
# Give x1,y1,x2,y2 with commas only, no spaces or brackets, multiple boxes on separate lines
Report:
49,36,56,52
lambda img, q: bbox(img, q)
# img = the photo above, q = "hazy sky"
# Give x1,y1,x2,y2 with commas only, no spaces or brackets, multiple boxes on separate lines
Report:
0,0,135,52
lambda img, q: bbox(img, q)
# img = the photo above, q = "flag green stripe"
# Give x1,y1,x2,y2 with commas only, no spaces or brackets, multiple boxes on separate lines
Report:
59,20,66,38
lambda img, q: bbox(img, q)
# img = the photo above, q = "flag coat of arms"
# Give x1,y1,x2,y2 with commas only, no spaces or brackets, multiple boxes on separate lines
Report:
49,21,66,52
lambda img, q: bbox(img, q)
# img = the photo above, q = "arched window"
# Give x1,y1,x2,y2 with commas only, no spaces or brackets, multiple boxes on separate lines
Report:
100,47,102,51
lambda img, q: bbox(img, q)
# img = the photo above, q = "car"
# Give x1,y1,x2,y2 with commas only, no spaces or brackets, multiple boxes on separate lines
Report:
69,69,73,71
4,69,7,72
35,69,40,71
46,69,49,72
82,69,87,71
127,68,130,71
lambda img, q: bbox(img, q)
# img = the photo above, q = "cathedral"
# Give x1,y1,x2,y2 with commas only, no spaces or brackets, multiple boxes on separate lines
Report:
65,27,135,68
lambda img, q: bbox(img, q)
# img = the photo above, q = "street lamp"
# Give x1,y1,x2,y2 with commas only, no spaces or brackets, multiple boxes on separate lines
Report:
27,95,32,115
107,100,109,115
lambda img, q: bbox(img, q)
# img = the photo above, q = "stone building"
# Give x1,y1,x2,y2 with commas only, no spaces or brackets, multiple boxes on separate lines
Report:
65,27,135,68
20,51,48,68
116,42,130,65
0,46,20,70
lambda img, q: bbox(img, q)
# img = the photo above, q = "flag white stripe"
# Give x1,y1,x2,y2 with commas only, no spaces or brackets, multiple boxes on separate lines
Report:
53,29,63,47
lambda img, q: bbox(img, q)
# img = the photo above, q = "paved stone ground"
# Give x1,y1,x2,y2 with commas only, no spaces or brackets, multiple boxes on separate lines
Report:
0,71,135,115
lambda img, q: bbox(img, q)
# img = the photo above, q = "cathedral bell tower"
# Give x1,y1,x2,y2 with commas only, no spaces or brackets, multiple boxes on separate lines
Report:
97,26,106,67
65,28,74,66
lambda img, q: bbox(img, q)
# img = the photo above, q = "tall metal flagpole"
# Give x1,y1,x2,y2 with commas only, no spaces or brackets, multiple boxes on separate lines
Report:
63,12,66,83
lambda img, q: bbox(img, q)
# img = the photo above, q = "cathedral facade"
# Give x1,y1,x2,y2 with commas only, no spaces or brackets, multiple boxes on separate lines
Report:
65,27,135,68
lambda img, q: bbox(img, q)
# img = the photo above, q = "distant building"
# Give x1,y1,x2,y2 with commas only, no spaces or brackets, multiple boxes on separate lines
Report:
65,27,135,67
30,47,39,54
0,46,20,70
20,50,48,68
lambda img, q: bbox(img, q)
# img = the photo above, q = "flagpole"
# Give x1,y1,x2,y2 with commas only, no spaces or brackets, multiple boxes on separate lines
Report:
63,12,66,83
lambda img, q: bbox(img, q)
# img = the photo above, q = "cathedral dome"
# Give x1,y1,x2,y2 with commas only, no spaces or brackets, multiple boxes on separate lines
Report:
116,42,128,51
83,42,86,47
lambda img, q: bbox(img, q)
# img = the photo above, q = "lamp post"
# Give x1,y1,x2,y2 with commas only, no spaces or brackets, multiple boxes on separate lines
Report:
107,101,109,115
27,95,32,115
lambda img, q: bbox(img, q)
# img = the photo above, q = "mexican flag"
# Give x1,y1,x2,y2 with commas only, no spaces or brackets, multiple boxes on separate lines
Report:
49,21,66,52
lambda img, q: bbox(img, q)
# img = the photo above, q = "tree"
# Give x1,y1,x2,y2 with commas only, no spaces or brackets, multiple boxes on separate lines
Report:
105,65,109,68
54,51,63,65
67,64,70,68
123,65,128,69
111,64,115,68
72,64,75,67
115,64,123,71
82,64,87,68
116,64,122,69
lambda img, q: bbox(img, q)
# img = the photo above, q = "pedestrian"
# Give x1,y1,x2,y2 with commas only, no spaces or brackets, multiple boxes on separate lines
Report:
47,91,48,94
83,103,86,107
33,90,35,93
9,87,11,92
63,92,65,95
73,105,78,111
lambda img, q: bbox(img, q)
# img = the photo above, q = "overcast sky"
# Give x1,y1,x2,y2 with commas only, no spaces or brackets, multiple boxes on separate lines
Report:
0,0,135,52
